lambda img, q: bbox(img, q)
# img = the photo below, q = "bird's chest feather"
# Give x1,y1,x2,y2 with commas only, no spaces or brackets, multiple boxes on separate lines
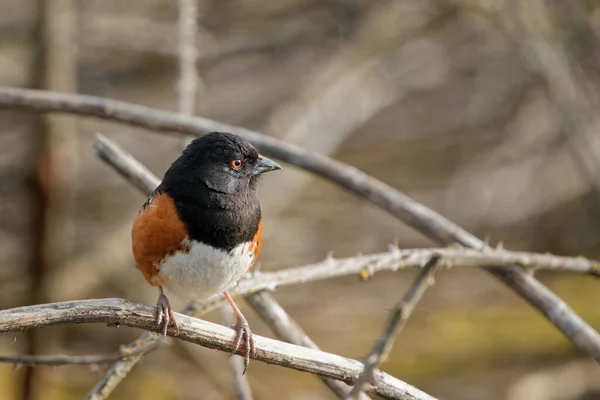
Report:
158,239,255,299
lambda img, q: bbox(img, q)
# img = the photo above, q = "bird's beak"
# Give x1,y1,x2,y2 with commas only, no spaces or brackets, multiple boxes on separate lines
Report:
253,156,282,176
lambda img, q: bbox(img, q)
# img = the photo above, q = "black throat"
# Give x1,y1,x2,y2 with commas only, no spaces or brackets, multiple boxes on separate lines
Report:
158,181,261,253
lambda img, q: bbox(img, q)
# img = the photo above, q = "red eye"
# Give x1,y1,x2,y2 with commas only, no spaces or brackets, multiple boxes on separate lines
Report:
231,159,243,169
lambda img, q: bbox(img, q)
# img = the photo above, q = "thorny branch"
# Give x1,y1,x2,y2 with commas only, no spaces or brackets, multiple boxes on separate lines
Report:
0,88,599,363
0,299,436,400
84,333,165,400
183,243,600,320
347,255,443,399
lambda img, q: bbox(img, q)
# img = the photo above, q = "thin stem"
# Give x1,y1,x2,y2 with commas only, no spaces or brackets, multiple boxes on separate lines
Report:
0,343,155,367
347,255,442,399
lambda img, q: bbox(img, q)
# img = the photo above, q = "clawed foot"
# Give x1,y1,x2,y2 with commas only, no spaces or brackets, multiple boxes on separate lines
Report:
223,291,255,374
155,289,179,336
229,316,256,374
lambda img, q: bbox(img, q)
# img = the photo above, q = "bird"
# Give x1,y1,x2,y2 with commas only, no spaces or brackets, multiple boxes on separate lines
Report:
131,131,281,372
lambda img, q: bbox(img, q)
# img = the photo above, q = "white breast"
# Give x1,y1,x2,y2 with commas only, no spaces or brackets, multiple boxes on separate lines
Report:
158,240,254,301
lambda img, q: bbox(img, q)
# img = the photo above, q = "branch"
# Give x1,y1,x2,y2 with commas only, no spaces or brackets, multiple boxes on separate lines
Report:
83,331,163,400
231,248,600,295
0,299,436,400
1,87,598,361
93,136,159,191
181,243,600,318
347,255,442,399
0,342,156,367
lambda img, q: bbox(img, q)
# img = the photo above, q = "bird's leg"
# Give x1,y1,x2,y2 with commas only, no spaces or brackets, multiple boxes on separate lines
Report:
223,291,255,374
155,286,179,336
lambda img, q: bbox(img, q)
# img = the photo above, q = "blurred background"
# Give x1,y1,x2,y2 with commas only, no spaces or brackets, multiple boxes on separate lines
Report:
1,0,600,399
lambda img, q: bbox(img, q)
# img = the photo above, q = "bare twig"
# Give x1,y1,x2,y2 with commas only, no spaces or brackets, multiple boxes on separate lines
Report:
180,241,600,314
0,343,156,367
219,306,254,400
176,0,199,116
0,88,598,362
0,299,436,400
93,136,159,191
246,292,371,400
347,255,442,399
190,244,600,316
361,246,598,276
84,331,165,400
233,248,600,294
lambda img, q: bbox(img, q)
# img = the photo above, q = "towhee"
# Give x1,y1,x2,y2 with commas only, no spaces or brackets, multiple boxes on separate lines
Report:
131,131,281,371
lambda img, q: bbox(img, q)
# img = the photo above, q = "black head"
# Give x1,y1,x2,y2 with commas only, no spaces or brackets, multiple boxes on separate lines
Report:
162,132,281,196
